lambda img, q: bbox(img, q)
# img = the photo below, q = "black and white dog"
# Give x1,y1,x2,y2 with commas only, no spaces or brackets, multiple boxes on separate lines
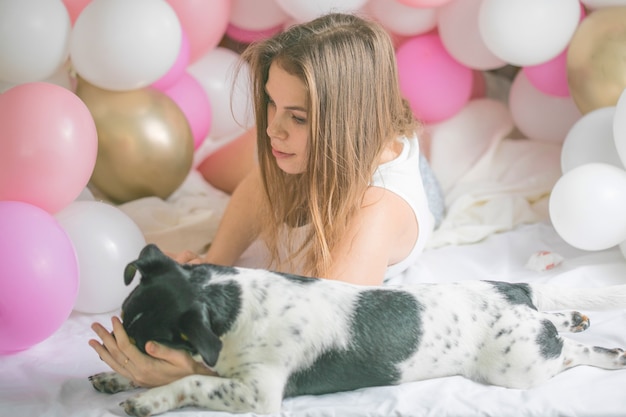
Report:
90,244,626,416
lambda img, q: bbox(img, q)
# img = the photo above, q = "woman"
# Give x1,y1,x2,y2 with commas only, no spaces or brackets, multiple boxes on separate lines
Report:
90,12,443,388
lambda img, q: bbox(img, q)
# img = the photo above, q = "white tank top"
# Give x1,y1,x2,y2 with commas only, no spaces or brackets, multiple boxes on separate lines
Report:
371,135,434,280
236,134,434,281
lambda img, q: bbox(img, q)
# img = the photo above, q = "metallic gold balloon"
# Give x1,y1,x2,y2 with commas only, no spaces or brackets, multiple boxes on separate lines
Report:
567,7,626,114
76,77,194,203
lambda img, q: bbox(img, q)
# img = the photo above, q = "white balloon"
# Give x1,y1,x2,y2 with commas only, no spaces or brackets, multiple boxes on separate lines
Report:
274,0,369,22
479,0,581,66
366,0,437,37
612,88,626,168
230,0,289,31
561,107,623,174
188,47,253,140
0,0,71,84
56,201,146,314
509,71,582,142
70,0,181,91
549,163,626,251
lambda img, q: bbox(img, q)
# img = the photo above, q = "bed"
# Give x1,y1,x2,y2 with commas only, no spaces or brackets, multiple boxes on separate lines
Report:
2,98,626,417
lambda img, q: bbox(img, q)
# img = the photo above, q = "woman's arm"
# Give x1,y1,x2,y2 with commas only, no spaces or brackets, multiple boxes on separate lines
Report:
202,166,264,265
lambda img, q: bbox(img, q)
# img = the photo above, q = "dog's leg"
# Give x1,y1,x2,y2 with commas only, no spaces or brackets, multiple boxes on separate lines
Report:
539,311,590,333
560,340,626,370
90,372,137,394
120,373,284,417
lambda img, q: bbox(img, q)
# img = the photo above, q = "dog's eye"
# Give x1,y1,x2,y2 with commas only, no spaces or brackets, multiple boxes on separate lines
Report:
128,337,136,346
180,332,189,341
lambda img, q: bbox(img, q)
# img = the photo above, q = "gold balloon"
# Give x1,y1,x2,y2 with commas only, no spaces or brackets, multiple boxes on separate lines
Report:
76,78,194,203
567,7,626,114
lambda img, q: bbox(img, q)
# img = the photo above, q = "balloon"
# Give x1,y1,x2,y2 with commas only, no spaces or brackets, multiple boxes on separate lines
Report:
165,0,231,63
567,6,626,114
437,0,506,70
396,33,473,124
0,82,98,214
523,49,570,98
549,163,626,251
429,98,514,192
612,88,626,167
561,107,623,174
151,31,190,91
274,0,368,22
62,0,91,25
366,0,437,37
479,0,581,66
508,71,582,142
159,72,212,150
230,0,289,31
522,4,585,97
75,78,194,203
225,24,284,44
55,201,146,314
70,0,182,91
0,0,71,84
397,0,452,7
188,47,253,140
0,201,79,354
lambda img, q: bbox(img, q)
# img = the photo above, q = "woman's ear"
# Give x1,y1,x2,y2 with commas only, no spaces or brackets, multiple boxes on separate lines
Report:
178,304,222,367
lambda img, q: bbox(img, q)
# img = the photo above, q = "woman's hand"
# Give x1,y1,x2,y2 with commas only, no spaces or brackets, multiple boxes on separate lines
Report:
89,316,216,388
166,249,205,265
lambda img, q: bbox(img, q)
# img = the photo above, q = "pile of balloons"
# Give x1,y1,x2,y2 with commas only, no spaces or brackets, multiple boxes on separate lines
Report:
0,82,146,354
2,0,626,352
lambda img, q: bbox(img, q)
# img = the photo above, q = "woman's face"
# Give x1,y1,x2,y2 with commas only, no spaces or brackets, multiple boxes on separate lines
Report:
265,62,310,175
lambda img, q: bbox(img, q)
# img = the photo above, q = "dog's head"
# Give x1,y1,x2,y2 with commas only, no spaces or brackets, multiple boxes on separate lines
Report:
121,244,224,367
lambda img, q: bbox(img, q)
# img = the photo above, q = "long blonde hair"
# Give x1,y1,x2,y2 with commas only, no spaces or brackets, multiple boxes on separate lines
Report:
240,13,417,277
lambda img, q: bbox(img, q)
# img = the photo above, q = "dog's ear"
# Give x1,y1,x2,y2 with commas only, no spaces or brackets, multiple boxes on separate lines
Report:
124,244,173,286
178,303,222,367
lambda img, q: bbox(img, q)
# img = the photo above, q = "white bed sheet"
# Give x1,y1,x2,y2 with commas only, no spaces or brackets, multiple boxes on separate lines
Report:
2,221,626,417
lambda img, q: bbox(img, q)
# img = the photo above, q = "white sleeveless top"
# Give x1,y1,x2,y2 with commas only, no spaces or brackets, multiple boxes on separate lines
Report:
235,134,434,281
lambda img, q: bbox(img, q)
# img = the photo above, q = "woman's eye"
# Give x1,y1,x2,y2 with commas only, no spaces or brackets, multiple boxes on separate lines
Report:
292,115,307,124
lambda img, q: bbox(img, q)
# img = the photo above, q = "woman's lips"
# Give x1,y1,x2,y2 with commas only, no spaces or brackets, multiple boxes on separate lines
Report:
272,148,293,159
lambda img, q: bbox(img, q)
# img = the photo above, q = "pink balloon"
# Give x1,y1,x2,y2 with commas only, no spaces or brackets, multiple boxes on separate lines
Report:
0,82,98,214
509,71,582,142
165,0,231,63
396,33,473,123
522,49,570,97
62,0,91,25
397,0,453,7
151,31,190,91
159,72,212,149
226,23,283,44
437,0,506,70
0,201,79,354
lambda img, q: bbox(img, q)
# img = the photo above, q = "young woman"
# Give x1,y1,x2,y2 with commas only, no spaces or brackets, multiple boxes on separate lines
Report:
90,12,443,388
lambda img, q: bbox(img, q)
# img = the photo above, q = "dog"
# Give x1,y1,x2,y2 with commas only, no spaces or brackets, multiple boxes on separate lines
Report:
89,244,626,417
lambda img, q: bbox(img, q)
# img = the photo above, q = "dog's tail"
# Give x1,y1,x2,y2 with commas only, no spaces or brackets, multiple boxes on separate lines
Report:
531,283,626,311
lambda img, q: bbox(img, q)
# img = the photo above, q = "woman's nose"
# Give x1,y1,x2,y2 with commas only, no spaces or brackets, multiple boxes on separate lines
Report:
267,112,286,140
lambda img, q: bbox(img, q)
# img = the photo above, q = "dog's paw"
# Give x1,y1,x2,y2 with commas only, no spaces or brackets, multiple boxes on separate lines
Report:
89,372,136,394
569,312,590,333
120,391,172,417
